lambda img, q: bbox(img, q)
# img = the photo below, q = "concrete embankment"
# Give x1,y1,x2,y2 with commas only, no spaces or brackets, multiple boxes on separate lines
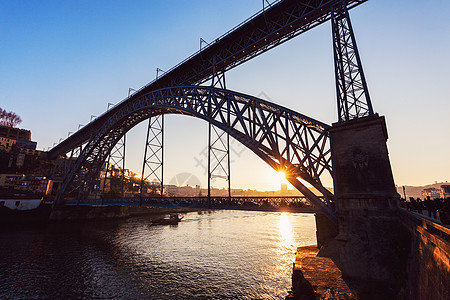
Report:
285,245,354,300
291,210,450,299
49,205,202,222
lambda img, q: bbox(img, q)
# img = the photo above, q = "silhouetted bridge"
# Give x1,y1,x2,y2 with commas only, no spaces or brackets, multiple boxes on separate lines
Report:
48,0,372,224
46,1,450,296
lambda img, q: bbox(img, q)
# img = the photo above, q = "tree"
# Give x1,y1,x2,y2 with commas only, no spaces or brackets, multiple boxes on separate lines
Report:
0,108,22,127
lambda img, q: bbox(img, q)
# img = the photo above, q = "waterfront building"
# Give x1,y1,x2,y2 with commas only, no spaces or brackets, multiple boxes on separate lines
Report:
0,125,31,141
0,174,25,188
421,187,440,199
15,140,37,150
441,185,450,198
0,173,52,195
0,137,16,152
0,125,41,156
19,176,53,195
281,183,288,195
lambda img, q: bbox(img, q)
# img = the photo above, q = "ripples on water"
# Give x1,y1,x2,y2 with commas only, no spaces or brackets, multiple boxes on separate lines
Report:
0,210,316,299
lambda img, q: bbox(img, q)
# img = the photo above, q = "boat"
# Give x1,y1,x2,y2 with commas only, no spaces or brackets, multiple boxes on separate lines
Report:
151,213,183,225
0,190,52,224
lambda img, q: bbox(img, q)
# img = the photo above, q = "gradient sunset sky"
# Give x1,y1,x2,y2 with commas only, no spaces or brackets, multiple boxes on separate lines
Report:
1,0,449,190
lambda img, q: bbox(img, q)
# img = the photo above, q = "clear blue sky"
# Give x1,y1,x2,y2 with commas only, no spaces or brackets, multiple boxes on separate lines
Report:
1,0,449,190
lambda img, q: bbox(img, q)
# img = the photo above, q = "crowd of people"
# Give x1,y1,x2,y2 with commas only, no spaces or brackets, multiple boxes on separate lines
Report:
400,196,450,225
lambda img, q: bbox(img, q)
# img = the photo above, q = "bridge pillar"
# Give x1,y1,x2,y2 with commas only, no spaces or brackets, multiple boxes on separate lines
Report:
330,114,401,291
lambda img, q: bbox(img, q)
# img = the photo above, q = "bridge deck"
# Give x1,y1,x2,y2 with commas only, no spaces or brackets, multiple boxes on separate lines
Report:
61,196,319,213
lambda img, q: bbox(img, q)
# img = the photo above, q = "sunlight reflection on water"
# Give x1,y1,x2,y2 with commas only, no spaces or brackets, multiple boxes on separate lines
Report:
278,212,295,250
0,210,316,299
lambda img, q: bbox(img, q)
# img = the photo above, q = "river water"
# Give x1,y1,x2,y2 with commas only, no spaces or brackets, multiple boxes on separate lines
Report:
0,210,316,299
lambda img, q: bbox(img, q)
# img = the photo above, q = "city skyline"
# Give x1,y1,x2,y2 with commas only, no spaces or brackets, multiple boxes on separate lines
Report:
1,0,449,190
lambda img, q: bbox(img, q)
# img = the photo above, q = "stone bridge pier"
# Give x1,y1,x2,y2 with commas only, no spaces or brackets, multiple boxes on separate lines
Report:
311,113,450,298
324,114,403,293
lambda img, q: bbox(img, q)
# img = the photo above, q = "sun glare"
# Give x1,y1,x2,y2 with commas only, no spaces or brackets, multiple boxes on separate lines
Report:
278,171,286,181
266,169,292,191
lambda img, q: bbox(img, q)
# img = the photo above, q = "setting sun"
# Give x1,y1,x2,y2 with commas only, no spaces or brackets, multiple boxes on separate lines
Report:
277,170,287,181
265,169,292,191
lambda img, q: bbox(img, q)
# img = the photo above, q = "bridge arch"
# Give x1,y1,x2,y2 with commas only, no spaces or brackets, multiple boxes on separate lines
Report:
56,86,336,221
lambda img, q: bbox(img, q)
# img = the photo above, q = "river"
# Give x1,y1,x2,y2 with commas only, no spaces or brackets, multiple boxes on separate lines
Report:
0,210,316,299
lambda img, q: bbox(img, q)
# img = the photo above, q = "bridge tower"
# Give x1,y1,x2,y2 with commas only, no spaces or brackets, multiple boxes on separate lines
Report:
325,0,401,292
140,115,164,203
102,135,126,201
208,55,231,206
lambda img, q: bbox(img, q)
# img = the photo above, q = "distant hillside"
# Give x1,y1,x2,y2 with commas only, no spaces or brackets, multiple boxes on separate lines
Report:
396,182,449,199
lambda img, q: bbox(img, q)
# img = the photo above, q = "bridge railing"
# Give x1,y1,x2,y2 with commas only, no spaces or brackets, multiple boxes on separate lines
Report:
399,208,450,244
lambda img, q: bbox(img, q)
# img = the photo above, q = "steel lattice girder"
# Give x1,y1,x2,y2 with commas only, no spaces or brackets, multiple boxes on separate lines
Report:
209,125,230,181
208,69,230,198
332,1,373,121
104,135,126,198
55,86,336,222
70,196,312,208
49,0,367,159
140,115,164,197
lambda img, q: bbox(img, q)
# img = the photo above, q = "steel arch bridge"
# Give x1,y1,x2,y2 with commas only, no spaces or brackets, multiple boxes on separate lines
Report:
48,0,375,224
55,86,336,221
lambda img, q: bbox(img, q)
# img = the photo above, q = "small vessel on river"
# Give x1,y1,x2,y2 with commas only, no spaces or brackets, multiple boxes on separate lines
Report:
151,213,183,225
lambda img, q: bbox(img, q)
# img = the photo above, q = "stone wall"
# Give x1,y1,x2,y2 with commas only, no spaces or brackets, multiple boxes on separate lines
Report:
399,209,450,300
315,213,338,249
330,115,401,291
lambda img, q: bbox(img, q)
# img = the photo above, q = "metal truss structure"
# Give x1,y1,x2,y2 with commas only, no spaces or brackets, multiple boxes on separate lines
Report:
101,135,126,199
140,115,164,200
64,196,314,211
54,86,335,222
48,0,375,224
208,62,231,201
51,145,83,201
51,145,82,180
208,125,231,198
332,1,373,121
